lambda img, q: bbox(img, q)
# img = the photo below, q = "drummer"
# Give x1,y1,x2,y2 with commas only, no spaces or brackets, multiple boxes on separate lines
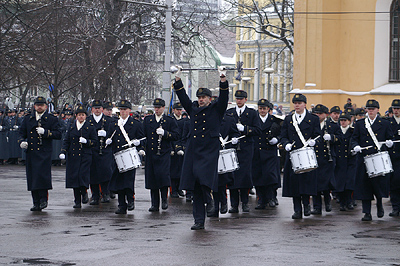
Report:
106,100,145,214
280,94,322,219
351,99,394,221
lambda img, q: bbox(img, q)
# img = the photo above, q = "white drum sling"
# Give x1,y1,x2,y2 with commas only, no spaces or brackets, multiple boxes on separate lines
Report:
364,151,393,178
114,147,141,173
218,148,239,174
289,147,318,174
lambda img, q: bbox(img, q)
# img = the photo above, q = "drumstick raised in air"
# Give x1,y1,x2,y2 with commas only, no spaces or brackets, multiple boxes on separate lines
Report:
104,130,116,148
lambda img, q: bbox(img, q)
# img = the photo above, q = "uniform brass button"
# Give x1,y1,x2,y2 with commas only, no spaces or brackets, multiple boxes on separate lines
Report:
202,135,204,138
194,136,197,138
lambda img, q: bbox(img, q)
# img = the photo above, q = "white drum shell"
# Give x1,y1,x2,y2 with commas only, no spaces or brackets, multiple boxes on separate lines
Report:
114,147,141,173
289,147,318,174
218,148,239,174
364,151,393,178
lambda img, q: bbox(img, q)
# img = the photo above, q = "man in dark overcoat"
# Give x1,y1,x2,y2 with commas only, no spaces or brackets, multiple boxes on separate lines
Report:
280,94,322,219
60,105,97,208
18,96,62,211
0,110,10,164
387,99,400,217
226,90,261,213
311,104,341,215
143,98,179,211
6,109,22,164
252,99,281,210
169,102,187,198
87,100,116,205
350,99,394,221
107,100,144,214
173,67,229,230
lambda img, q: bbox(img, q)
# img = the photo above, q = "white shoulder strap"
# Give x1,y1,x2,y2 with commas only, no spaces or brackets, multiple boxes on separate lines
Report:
292,113,307,147
118,120,132,146
365,118,381,151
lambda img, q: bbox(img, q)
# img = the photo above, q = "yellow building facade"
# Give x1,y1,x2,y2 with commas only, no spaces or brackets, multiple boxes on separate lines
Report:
293,0,400,110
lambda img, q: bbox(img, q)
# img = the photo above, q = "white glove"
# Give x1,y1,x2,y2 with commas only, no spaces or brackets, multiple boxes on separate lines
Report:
218,66,227,77
353,145,362,153
132,139,140,146
269,137,278,145
170,151,175,156
59,154,66,160
13,125,19,129
323,134,331,141
231,137,239,145
105,138,112,145
0,126,2,131
285,143,293,152
174,65,183,78
307,139,316,147
138,150,146,156
156,128,164,136
20,141,28,149
98,130,106,137
398,129,400,136
236,123,244,132
36,127,45,135
386,140,394,148
79,137,87,144
177,150,184,156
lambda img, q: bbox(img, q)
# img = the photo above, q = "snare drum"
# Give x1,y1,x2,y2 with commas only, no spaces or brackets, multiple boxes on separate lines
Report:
114,147,141,173
364,151,393,178
289,147,318,174
218,148,239,174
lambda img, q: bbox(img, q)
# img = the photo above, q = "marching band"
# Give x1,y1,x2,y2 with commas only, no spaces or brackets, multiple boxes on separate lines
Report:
1,71,399,230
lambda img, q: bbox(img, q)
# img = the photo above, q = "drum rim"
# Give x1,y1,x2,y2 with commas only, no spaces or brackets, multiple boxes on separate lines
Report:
364,150,389,159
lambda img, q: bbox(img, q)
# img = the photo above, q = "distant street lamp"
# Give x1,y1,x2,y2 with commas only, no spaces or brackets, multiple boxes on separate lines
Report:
263,68,274,100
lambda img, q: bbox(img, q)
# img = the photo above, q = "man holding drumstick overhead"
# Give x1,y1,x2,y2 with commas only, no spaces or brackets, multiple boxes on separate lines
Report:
172,66,229,230
280,94,322,219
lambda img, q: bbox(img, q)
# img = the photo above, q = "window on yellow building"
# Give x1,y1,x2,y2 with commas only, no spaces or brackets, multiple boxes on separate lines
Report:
390,0,400,81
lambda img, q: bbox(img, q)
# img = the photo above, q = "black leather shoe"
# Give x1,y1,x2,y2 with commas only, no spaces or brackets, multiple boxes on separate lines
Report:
115,208,127,214
339,206,346,211
73,203,82,209
186,196,193,202
389,210,399,217
82,193,89,204
325,204,332,212
268,199,276,208
274,198,279,206
206,200,215,215
30,205,41,211
292,211,302,219
361,213,372,221
303,205,311,216
220,204,228,214
311,208,322,215
170,192,179,198
178,190,185,197
89,198,99,205
346,203,354,210
101,194,110,203
148,206,159,212
191,223,205,230
377,206,384,218
39,201,48,210
228,206,239,213
162,200,168,210
255,204,266,210
242,203,250,212
110,192,116,199
127,201,135,211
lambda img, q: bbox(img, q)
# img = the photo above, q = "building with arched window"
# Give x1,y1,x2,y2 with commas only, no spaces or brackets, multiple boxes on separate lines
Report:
293,0,400,111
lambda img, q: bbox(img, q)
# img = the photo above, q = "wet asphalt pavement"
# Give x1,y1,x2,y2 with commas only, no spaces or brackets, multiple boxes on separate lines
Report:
0,164,400,266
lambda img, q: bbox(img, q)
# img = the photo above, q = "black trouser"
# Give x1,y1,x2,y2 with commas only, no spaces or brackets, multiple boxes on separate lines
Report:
255,185,274,206
338,190,353,207
31,189,48,206
213,186,227,213
73,187,87,204
229,188,249,207
193,182,213,224
293,195,310,213
312,190,331,210
171,179,180,194
150,186,168,208
117,189,134,211
362,197,383,214
91,181,110,200
390,189,400,212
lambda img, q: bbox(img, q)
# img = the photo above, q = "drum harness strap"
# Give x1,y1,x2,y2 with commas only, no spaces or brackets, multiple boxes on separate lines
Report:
292,113,307,148
118,121,132,147
365,118,381,151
